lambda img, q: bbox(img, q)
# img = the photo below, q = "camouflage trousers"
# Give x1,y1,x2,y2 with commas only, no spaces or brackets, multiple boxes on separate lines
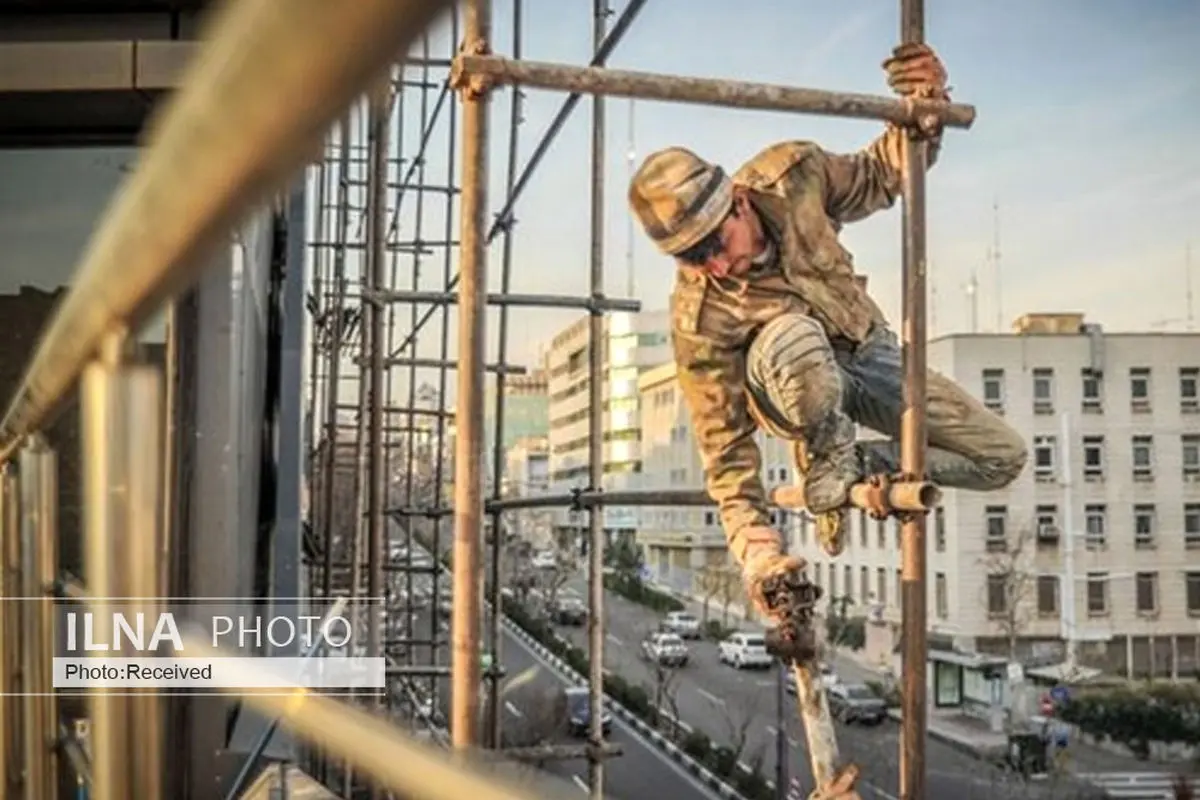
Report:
745,313,1028,514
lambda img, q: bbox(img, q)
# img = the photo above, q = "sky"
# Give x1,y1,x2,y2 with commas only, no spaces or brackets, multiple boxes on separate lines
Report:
384,0,1200,371
2,0,1198,387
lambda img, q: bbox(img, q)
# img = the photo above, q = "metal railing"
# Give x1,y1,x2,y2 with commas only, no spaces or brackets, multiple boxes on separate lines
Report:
0,0,970,798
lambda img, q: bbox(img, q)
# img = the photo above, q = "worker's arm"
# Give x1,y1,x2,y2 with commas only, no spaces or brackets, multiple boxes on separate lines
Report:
673,328,773,566
818,42,950,224
814,125,942,224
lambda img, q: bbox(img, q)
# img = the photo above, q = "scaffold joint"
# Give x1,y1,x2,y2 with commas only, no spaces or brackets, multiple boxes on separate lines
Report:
450,38,495,100
568,486,588,514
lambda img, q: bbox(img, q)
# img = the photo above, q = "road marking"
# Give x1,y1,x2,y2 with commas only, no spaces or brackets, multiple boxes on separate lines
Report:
571,775,589,794
697,688,726,706
755,679,775,687
862,781,899,800
504,701,523,718
605,634,624,646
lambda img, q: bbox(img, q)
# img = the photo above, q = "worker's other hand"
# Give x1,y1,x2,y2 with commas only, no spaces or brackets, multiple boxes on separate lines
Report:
883,42,949,99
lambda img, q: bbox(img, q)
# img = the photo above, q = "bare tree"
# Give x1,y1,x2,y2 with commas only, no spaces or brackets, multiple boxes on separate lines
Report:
715,690,761,765
979,524,1038,661
696,565,724,628
643,630,685,737
713,565,742,628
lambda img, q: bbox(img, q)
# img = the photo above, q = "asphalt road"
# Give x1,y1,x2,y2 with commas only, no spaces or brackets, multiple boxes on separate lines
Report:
548,579,1096,800
387,553,720,800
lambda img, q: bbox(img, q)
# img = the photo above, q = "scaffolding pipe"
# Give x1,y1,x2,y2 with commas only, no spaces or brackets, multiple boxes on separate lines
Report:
0,0,456,464
371,290,640,312
455,55,975,128
485,0,523,751
19,437,57,800
451,0,491,750
321,114,353,604
388,0,649,359
364,77,390,773
81,336,165,800
584,1,610,796
1,470,19,797
898,1,931,796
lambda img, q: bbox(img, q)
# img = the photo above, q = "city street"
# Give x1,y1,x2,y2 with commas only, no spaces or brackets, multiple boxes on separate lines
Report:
392,546,721,800
549,578,1095,800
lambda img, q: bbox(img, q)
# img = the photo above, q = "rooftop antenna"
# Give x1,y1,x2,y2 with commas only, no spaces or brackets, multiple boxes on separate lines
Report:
989,199,1002,332
625,98,637,297
1187,243,1195,331
965,267,980,334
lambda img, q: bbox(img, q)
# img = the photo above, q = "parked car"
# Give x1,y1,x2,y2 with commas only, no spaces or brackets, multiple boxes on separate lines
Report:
531,550,557,570
717,631,774,669
640,632,689,667
565,686,612,737
828,683,887,724
659,611,701,639
551,597,587,626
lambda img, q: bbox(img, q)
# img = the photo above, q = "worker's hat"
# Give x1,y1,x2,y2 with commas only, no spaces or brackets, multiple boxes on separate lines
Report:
628,147,732,256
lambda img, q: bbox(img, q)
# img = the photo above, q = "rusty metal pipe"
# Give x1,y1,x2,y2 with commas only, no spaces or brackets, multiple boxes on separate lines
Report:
450,0,492,750
455,55,975,128
19,437,57,800
769,480,941,514
898,1,931,797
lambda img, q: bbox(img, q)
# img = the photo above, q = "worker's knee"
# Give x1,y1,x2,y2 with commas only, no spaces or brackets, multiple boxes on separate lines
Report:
975,424,1028,490
746,314,842,435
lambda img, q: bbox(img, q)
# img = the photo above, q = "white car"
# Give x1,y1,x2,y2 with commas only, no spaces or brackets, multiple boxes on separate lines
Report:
660,611,701,639
531,551,557,570
717,631,774,669
640,633,689,667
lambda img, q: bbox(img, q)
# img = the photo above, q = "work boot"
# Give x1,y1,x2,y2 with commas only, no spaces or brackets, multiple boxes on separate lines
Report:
790,434,860,559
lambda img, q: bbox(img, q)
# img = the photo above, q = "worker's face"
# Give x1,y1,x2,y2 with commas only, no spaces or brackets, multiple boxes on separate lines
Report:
704,193,765,279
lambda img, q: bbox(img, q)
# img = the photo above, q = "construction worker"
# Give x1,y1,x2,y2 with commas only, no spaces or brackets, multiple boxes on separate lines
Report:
628,44,1027,622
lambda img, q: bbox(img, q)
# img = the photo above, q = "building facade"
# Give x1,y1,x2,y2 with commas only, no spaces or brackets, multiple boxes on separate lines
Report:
484,368,549,456
501,435,553,548
791,314,1200,679
545,310,670,543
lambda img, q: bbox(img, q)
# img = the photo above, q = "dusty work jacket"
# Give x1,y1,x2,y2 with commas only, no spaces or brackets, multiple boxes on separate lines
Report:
670,125,941,552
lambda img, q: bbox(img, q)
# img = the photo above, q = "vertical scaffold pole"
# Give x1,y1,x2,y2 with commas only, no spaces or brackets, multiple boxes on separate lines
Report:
898,0,930,797
451,0,491,751
82,333,165,800
19,436,57,800
586,1,608,796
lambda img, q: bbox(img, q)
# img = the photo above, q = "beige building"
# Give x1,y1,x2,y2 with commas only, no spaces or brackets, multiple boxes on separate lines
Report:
545,310,671,541
795,314,1200,680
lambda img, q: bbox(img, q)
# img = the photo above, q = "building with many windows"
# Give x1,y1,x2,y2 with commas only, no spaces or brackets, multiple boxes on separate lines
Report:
793,313,1200,679
544,310,671,545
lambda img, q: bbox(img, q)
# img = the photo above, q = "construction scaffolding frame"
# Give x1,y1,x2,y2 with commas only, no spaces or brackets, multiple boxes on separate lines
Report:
0,0,972,799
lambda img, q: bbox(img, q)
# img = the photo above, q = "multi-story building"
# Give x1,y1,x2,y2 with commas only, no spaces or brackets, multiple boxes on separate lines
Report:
637,361,802,595
790,313,1200,680
501,435,553,548
545,310,670,545
484,368,549,455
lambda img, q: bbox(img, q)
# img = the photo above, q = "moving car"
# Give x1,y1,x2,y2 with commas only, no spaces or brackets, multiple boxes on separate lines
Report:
551,597,587,626
785,662,839,695
565,686,612,737
659,611,701,639
640,632,689,667
828,682,887,724
717,631,774,669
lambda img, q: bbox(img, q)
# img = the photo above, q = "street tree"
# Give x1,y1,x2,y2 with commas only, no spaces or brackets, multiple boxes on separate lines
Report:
979,524,1038,661
695,565,725,627
714,690,761,767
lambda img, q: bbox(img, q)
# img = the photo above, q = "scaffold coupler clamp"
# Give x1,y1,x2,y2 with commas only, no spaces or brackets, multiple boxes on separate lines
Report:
809,764,863,800
903,85,948,140
760,569,823,665
568,486,588,515
450,37,494,99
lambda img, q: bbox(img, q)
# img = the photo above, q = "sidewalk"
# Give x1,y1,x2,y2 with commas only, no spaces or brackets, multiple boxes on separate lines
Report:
652,580,1156,776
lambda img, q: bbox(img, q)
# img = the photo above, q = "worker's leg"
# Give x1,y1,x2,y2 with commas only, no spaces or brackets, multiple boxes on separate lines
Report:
839,326,1028,488
745,313,861,555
